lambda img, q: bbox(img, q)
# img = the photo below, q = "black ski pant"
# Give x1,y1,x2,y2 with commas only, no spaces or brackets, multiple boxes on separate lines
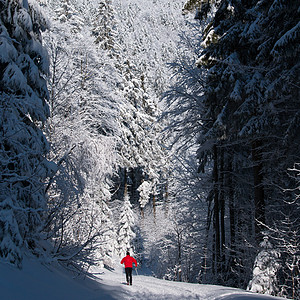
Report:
125,267,133,285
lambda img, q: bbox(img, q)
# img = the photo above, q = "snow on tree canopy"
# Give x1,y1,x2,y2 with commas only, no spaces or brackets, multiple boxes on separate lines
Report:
271,21,300,58
137,181,152,209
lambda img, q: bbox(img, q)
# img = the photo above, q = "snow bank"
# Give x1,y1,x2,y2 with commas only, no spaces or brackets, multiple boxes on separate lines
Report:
0,256,114,300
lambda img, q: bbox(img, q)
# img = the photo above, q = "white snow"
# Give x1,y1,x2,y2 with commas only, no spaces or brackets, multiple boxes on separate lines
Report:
0,256,289,300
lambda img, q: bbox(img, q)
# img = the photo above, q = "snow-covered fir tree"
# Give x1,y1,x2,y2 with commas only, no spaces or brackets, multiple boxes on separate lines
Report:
92,0,116,51
247,236,281,296
53,0,84,32
137,181,153,210
117,191,136,258
0,0,51,266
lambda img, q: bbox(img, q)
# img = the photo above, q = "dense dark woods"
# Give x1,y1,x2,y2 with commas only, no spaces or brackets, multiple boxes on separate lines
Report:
198,0,299,295
170,0,299,297
0,0,299,299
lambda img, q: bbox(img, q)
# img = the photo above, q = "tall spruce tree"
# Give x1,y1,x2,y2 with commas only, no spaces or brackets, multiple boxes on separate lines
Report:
0,0,50,266
92,0,116,51
117,191,136,258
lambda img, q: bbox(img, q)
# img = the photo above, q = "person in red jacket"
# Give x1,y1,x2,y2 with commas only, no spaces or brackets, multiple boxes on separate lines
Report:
120,251,137,285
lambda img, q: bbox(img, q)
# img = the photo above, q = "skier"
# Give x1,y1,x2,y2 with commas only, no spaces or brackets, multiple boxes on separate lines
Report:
120,251,137,285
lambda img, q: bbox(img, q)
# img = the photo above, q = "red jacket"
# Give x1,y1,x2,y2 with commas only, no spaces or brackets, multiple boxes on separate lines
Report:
121,255,137,268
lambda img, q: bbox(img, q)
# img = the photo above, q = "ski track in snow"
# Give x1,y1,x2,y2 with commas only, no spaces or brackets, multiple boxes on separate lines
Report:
91,261,288,300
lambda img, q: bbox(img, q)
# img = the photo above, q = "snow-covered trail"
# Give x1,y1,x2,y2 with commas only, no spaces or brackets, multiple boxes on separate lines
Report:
92,260,288,300
1,256,289,300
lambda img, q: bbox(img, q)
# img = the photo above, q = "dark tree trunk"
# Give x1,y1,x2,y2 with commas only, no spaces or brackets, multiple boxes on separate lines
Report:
213,144,221,273
124,168,128,197
202,191,213,282
152,194,156,221
219,149,226,269
251,140,265,241
227,158,235,256
164,181,169,217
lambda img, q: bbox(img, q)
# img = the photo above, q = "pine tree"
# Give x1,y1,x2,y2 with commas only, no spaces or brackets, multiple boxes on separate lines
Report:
117,192,136,258
247,236,281,295
0,0,50,266
137,181,153,210
54,0,84,33
92,0,116,51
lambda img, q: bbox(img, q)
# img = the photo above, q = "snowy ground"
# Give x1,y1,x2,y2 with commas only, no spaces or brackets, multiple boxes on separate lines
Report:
1,256,289,300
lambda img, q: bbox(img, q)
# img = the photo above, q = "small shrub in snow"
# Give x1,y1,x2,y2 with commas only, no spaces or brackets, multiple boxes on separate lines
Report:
247,236,281,295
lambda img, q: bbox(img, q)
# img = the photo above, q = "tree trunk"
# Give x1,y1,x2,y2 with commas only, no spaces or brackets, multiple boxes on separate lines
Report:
219,149,226,269
227,158,235,256
140,207,144,218
251,140,265,241
202,191,213,282
213,144,221,273
152,194,156,221
124,168,128,197
164,181,169,217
